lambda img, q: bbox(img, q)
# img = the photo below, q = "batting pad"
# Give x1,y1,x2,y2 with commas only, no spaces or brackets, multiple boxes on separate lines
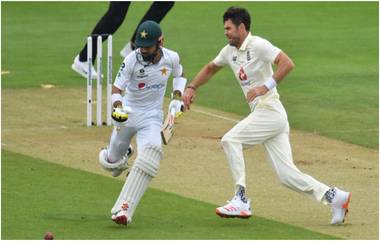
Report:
111,146,163,218
134,145,163,177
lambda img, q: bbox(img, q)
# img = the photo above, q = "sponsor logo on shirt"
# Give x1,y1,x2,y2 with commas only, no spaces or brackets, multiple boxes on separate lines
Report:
137,74,148,78
137,82,165,90
138,82,146,89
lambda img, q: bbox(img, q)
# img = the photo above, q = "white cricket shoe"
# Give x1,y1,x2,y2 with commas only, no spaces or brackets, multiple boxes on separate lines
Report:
120,42,134,58
111,202,131,226
71,55,99,80
329,187,351,225
99,145,134,177
216,196,252,219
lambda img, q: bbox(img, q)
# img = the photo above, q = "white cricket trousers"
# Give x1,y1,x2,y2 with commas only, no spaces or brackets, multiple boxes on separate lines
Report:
108,109,163,162
221,98,330,202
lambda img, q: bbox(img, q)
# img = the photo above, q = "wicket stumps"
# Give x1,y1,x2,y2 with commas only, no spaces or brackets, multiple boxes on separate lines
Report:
86,34,112,127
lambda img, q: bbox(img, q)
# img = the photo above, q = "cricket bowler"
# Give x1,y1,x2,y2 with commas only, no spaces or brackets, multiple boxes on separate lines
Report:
99,20,186,226
183,7,351,225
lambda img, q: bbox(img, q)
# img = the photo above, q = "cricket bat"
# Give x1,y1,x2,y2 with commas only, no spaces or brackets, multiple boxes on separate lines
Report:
161,107,176,145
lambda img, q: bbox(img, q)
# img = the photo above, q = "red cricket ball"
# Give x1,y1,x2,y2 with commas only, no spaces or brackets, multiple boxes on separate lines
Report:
44,231,54,240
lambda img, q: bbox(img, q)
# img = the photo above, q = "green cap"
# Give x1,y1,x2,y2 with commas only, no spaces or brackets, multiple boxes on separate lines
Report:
135,20,162,48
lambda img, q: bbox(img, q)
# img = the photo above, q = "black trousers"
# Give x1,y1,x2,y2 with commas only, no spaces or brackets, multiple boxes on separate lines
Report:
79,1,174,63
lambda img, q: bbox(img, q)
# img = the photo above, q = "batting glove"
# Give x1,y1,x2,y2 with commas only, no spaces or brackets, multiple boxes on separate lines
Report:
168,99,184,118
112,106,133,123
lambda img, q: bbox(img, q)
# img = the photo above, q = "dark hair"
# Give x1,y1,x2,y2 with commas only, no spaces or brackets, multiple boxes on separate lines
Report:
223,7,251,31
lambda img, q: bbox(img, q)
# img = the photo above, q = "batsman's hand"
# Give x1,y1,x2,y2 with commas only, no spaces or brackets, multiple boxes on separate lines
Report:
183,87,196,111
112,106,133,124
246,85,268,103
168,100,184,118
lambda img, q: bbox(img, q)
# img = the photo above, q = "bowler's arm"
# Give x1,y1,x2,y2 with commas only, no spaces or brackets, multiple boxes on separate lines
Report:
272,51,295,83
188,62,222,89
183,62,222,110
246,52,295,102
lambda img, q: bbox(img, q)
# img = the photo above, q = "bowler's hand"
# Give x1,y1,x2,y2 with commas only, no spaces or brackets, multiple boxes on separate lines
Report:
246,86,269,103
183,87,196,111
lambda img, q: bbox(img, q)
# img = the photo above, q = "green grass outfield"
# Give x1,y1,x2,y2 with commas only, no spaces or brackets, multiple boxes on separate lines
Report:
1,150,339,240
1,2,378,148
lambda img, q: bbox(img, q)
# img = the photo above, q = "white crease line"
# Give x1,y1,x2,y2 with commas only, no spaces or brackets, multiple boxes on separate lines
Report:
191,108,239,123
1,70,11,75
2,109,378,135
2,125,79,132
311,129,379,134
191,108,378,134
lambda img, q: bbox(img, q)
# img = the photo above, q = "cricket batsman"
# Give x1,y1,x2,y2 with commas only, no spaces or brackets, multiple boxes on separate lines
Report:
183,7,351,225
98,20,186,226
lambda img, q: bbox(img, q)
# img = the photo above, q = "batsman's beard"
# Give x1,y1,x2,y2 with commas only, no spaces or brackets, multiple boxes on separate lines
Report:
139,47,162,64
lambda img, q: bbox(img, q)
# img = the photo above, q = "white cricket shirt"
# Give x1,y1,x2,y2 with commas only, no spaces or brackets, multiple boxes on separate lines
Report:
114,48,183,112
213,33,281,110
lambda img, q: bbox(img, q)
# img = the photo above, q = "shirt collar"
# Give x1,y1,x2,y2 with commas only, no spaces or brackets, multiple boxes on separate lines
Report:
239,32,252,51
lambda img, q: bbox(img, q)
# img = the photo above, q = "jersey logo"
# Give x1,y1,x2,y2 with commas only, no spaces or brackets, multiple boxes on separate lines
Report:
232,56,237,62
137,68,148,78
160,67,168,76
238,67,248,81
247,51,251,61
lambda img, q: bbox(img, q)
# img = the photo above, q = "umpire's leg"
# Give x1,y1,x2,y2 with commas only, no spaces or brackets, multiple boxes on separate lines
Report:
79,2,131,63
130,1,175,43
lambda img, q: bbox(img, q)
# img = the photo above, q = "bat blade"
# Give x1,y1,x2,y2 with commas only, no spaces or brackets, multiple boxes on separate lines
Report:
161,108,176,145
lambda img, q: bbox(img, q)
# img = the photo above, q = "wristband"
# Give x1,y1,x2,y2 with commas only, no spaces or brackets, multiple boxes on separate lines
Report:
173,77,187,94
111,93,123,106
187,85,197,91
264,78,277,90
